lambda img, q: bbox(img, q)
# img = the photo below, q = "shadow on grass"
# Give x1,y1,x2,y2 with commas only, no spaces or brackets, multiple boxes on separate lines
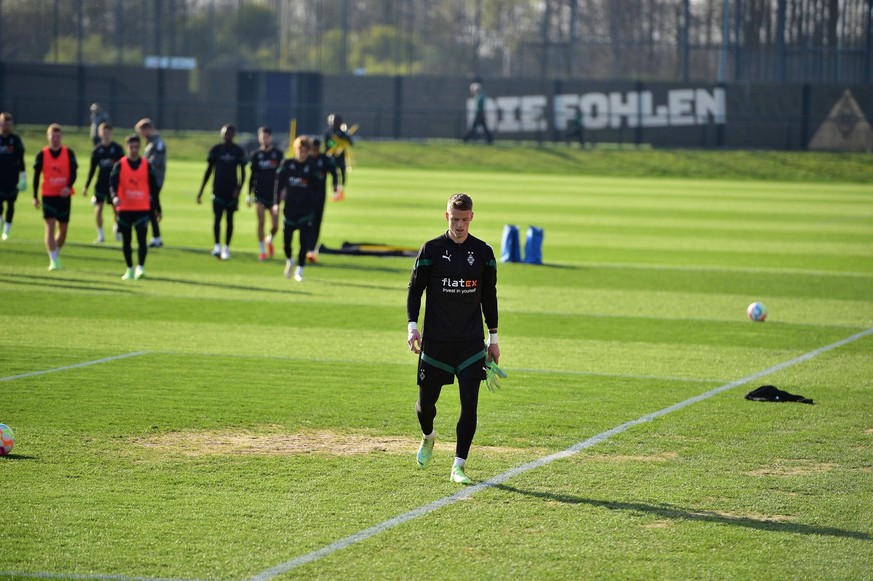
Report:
493,484,871,540
7,245,122,264
0,274,134,293
1,454,38,461
146,276,309,295
317,262,408,275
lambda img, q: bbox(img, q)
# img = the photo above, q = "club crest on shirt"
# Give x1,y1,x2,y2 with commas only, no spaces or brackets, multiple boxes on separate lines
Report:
467,251,475,266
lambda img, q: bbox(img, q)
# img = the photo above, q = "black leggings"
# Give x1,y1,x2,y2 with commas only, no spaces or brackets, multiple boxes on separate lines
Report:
214,207,234,245
416,377,481,460
149,208,161,238
0,199,14,224
309,193,327,252
119,215,149,268
284,223,312,265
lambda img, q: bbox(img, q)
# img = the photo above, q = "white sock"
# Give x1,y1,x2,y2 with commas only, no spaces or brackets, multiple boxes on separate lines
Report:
295,265,303,276
453,457,465,468
3,221,10,235
266,234,273,244
259,241,266,253
213,243,221,252
49,249,59,261
423,431,435,440
97,226,104,239
222,244,229,253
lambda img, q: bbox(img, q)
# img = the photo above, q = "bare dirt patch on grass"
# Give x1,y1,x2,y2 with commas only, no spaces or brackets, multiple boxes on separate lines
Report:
133,428,537,457
747,460,839,477
587,451,679,462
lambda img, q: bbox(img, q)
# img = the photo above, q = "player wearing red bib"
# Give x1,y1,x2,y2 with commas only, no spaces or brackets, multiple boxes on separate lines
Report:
32,124,77,271
110,135,161,280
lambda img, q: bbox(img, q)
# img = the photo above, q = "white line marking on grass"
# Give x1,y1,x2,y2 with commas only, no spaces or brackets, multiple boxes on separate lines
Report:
249,326,873,581
0,352,148,382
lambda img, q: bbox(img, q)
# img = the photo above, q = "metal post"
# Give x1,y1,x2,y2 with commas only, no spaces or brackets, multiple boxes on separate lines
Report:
155,0,162,58
541,0,551,78
866,0,873,84
718,0,730,82
53,0,59,63
76,0,83,64
116,0,123,64
568,0,578,78
682,0,690,82
776,0,786,82
734,0,742,81
473,0,482,76
169,0,176,57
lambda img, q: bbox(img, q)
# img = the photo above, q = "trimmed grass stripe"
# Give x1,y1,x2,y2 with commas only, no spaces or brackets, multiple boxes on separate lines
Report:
1,152,871,580
248,327,873,580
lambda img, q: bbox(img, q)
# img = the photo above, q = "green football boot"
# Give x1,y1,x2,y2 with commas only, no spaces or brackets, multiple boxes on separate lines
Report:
450,464,472,485
416,436,434,468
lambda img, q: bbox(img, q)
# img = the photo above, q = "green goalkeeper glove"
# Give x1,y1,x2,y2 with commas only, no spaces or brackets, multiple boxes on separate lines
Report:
17,171,27,192
485,361,507,392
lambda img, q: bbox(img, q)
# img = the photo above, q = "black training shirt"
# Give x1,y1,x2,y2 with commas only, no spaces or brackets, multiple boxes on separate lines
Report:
87,141,124,194
407,232,498,342
207,143,246,197
249,147,283,199
0,133,25,192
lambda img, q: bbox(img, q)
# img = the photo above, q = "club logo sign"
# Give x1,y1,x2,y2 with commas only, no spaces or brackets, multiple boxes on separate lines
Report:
468,87,726,134
808,89,873,152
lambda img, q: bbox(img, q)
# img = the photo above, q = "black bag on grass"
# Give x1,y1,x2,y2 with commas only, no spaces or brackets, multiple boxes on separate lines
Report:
745,385,813,405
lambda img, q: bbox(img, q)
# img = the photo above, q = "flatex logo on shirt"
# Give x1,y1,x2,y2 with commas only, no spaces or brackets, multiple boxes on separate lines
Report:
441,277,478,295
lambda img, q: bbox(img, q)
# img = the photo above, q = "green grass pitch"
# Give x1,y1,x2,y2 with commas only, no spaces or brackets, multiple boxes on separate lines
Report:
1,148,872,579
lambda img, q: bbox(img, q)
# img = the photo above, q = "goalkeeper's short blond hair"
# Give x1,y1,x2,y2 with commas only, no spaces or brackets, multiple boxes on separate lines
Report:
448,193,473,212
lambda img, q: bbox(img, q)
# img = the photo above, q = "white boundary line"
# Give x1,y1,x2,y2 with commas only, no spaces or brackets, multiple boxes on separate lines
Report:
0,352,149,382
249,326,873,581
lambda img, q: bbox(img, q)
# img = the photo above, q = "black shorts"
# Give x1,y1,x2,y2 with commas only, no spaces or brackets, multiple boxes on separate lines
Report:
117,210,150,230
0,190,18,203
93,189,112,204
41,196,71,223
213,196,239,213
283,213,314,230
417,338,487,388
255,195,274,208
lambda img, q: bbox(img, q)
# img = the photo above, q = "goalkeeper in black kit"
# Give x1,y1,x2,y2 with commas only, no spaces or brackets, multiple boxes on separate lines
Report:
407,193,500,485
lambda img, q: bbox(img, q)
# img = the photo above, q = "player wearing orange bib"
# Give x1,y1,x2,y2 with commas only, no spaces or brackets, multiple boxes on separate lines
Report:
32,124,78,271
110,134,161,280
